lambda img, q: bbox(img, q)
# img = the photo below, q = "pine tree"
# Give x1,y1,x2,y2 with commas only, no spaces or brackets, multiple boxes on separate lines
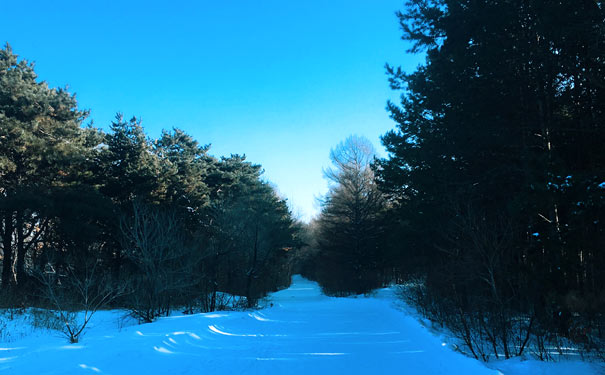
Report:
0,44,91,287
204,155,298,306
377,0,605,357
154,128,213,226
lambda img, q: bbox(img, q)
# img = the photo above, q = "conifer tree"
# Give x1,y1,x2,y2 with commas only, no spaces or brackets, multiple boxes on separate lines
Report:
377,0,605,357
0,44,91,287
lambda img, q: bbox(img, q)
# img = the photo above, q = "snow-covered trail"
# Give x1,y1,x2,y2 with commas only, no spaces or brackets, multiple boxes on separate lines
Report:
2,276,498,374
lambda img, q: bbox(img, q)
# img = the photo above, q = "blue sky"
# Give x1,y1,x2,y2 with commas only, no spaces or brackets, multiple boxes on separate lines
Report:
2,0,423,221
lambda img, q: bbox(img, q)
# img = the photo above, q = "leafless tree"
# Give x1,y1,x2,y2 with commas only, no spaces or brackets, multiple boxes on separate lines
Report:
120,200,201,322
315,135,388,294
36,251,125,343
433,203,535,360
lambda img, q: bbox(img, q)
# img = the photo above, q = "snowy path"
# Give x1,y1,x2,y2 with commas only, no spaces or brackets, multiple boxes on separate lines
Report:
2,276,500,374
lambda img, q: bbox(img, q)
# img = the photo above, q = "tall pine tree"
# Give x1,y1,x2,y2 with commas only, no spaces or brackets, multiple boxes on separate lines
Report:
377,0,605,358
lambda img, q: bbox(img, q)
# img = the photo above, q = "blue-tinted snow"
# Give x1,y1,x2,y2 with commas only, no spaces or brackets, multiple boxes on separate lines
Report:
0,276,601,374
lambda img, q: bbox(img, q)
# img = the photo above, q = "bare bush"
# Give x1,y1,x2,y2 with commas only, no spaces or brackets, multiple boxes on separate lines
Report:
36,256,124,343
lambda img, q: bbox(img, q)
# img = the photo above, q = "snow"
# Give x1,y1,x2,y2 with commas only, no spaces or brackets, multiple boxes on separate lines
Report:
0,276,602,374
489,357,604,375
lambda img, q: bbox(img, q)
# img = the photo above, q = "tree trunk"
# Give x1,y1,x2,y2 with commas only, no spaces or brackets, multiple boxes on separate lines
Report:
245,224,259,307
1,212,14,286
15,211,26,286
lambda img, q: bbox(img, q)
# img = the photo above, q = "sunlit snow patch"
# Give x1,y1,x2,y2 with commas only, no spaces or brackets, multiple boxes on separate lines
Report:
204,313,228,318
248,312,275,322
208,325,258,337
255,357,295,361
317,331,400,336
171,331,201,339
153,346,174,354
78,364,101,373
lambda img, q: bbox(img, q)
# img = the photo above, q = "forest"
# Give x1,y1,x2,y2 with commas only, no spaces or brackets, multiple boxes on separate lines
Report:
305,0,605,361
0,43,300,334
1,0,604,362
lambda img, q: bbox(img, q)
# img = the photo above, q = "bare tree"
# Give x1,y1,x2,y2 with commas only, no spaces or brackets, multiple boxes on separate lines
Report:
430,203,536,360
36,251,125,343
315,135,387,294
120,200,200,322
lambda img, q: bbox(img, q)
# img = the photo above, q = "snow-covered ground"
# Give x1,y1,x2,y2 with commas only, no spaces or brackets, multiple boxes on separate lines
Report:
0,276,602,374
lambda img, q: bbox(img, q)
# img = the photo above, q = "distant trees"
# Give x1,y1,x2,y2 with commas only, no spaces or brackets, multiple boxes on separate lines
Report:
204,156,299,307
375,0,605,360
312,136,387,295
0,44,300,332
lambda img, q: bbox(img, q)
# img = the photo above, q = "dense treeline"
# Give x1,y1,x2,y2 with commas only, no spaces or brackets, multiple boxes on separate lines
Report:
308,0,605,361
0,44,300,329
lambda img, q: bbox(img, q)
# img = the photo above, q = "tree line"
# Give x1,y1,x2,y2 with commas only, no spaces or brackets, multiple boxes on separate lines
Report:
0,44,300,334
3,0,605,357
306,0,605,361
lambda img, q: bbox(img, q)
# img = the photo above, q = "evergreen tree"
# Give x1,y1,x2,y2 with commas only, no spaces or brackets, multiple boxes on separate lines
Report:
0,44,91,287
154,128,214,228
205,155,298,306
377,0,605,358
100,114,160,206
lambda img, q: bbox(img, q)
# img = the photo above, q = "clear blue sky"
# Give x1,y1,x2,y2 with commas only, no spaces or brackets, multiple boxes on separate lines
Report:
1,0,423,222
